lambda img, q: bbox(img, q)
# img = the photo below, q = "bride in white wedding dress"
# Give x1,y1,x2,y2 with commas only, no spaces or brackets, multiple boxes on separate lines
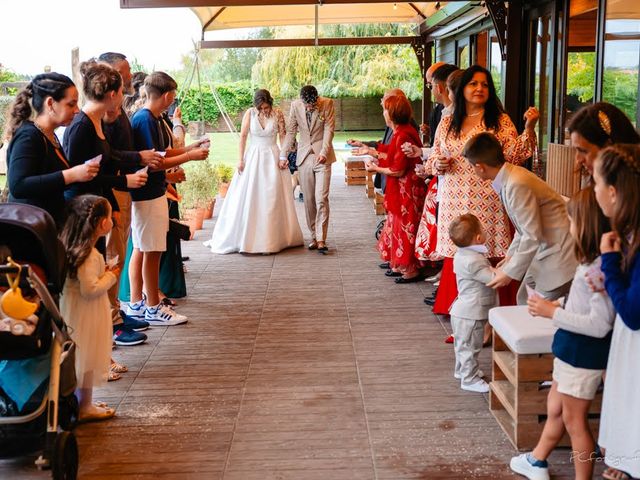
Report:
204,89,304,254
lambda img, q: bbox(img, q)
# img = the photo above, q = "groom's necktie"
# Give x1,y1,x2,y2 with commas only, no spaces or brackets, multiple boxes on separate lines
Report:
306,109,313,128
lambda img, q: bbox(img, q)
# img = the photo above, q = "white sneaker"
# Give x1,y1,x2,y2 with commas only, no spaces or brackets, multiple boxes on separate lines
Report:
161,304,187,322
145,304,188,326
509,453,550,480
125,300,146,320
461,378,490,393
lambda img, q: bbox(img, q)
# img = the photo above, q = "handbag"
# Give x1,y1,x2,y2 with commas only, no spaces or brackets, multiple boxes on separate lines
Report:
169,218,191,241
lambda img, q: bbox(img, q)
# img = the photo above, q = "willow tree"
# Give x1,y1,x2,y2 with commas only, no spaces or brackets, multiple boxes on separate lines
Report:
252,24,422,100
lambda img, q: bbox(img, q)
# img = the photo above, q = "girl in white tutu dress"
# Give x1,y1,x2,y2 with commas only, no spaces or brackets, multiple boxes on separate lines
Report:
60,194,118,421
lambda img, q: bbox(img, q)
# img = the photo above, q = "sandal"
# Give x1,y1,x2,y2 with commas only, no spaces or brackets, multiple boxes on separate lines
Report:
160,297,177,307
110,361,128,374
79,405,115,423
603,468,631,480
108,370,122,382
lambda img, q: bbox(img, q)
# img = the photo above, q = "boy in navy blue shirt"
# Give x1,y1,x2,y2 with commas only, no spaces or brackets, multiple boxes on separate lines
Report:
125,71,209,326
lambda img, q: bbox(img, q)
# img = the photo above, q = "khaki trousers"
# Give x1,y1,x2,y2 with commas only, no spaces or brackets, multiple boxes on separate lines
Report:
451,316,486,385
297,158,332,243
107,189,132,324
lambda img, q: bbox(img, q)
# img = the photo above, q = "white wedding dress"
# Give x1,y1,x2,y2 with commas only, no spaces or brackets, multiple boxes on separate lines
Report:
204,109,303,254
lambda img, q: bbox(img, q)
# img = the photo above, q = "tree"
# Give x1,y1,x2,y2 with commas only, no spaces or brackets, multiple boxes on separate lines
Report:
251,24,422,99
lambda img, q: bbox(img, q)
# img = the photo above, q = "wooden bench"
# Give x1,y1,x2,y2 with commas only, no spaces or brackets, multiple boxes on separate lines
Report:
489,306,601,450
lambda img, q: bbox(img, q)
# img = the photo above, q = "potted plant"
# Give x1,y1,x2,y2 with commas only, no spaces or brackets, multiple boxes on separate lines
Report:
214,164,234,198
180,161,216,235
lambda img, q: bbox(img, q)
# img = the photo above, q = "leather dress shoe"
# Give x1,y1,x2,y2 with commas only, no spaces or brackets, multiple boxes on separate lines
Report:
378,262,390,269
385,270,402,277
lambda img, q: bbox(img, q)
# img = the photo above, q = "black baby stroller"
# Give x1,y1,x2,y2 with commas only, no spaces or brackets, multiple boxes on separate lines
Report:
0,203,79,479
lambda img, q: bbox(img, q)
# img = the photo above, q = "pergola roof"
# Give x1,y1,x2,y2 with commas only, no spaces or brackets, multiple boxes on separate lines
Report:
119,1,469,32
191,2,442,31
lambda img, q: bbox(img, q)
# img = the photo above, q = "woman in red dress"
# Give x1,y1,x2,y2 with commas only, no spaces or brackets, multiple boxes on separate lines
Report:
365,94,427,282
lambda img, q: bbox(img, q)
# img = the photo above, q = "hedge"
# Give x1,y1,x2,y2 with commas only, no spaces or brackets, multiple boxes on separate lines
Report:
180,82,254,125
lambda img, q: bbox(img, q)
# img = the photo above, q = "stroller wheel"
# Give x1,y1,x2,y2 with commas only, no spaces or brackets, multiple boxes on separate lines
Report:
58,394,79,431
51,431,78,480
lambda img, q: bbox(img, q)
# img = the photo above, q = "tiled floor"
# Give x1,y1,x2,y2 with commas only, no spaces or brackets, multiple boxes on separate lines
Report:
1,168,591,479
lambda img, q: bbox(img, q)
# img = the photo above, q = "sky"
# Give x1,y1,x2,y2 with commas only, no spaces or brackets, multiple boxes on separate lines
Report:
0,0,230,76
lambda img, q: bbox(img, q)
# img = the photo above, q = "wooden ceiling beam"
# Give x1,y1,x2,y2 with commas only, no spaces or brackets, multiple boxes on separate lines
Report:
200,36,418,48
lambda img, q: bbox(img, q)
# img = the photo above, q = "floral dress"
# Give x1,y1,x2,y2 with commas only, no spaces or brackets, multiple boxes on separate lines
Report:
425,113,535,259
377,124,427,275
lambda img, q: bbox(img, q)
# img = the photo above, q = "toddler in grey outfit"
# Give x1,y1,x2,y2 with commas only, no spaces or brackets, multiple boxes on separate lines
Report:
449,214,497,393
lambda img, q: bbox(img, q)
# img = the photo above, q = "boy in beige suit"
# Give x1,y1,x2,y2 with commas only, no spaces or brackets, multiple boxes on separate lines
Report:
281,85,336,253
463,132,577,304
449,214,497,393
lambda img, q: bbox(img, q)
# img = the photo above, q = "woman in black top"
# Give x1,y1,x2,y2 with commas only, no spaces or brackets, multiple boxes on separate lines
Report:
63,61,147,218
6,73,98,228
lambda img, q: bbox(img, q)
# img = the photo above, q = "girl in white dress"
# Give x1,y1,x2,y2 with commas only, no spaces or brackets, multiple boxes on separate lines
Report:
204,89,303,254
60,194,118,422
592,144,640,480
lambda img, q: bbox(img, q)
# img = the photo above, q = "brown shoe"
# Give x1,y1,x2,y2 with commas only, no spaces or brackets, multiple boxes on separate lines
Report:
308,241,318,250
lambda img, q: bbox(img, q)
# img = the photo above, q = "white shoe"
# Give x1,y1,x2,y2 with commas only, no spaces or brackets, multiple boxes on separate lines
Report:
161,304,187,322
125,300,145,320
461,378,490,393
424,271,442,283
145,304,188,326
509,453,550,480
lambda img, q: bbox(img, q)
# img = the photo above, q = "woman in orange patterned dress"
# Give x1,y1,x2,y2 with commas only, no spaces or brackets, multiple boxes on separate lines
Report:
425,65,539,314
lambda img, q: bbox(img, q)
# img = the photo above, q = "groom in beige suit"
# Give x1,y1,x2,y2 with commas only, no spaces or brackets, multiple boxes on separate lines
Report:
464,132,577,304
281,85,336,252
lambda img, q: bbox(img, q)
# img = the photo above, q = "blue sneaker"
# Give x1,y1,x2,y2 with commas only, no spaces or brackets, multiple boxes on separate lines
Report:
113,325,147,346
120,311,150,332
125,300,146,321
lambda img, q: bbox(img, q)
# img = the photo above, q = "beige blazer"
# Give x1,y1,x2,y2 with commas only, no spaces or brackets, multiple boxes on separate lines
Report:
282,97,336,166
500,163,577,291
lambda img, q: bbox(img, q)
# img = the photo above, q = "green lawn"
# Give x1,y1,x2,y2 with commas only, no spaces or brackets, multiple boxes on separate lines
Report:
190,130,383,167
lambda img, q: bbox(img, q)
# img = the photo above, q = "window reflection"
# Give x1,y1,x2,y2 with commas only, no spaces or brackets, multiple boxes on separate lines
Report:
603,0,640,125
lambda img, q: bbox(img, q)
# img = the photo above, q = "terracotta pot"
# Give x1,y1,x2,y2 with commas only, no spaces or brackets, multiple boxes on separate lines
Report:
194,207,206,230
183,208,199,239
204,198,216,219
218,182,230,198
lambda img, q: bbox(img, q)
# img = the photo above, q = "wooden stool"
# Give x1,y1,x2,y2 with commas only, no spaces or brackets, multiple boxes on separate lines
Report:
489,306,601,450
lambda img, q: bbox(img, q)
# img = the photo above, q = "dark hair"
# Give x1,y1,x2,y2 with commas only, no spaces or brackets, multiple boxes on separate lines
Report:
566,186,610,264
79,60,122,101
449,65,503,138
300,85,318,105
449,213,483,248
5,73,74,139
123,71,148,115
98,52,127,65
447,70,464,97
383,94,413,125
463,132,505,167
144,71,177,99
596,143,640,270
253,89,274,108
567,102,640,148
432,64,459,84
60,195,111,279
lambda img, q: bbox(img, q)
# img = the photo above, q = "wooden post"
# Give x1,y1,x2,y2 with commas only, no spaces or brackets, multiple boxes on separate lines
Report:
71,47,84,106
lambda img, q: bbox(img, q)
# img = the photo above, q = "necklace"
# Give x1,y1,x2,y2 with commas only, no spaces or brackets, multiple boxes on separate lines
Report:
467,109,484,117
33,121,61,149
